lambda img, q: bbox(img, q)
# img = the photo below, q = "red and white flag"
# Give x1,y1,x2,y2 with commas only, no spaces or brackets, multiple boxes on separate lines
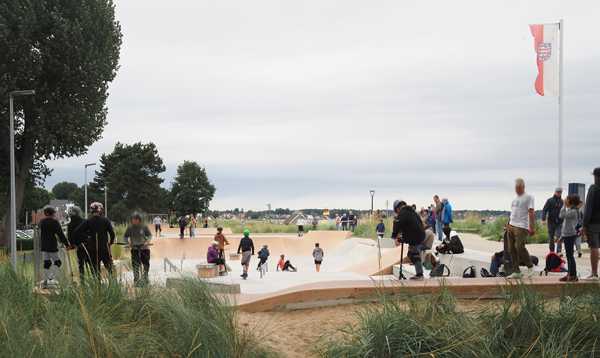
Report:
529,23,559,97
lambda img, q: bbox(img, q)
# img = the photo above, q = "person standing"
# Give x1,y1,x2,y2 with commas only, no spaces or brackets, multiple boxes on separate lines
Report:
375,219,385,238
504,178,535,279
178,216,186,238
189,215,197,237
313,243,324,272
214,227,230,258
297,217,305,237
38,206,70,286
123,211,152,286
434,195,443,241
67,206,87,278
349,211,355,232
557,194,581,282
442,197,453,228
335,214,341,231
581,167,600,281
75,202,116,277
391,199,426,280
541,187,564,253
237,229,254,279
341,213,348,231
152,215,162,237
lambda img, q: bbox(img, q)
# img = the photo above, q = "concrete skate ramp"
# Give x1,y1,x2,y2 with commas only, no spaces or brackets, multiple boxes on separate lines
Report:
150,230,350,260
161,227,233,235
342,244,403,276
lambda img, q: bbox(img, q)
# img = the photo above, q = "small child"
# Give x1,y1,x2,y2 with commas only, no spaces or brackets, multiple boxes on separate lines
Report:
277,254,296,271
207,241,227,276
123,211,152,286
375,219,385,238
257,244,270,270
312,243,324,272
214,227,230,258
557,194,581,282
38,206,69,286
237,230,254,279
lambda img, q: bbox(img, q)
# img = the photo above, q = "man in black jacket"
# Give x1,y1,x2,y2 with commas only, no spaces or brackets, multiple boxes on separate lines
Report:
67,206,88,278
392,199,426,280
542,188,564,253
75,202,115,277
237,229,254,279
582,167,600,281
38,206,69,285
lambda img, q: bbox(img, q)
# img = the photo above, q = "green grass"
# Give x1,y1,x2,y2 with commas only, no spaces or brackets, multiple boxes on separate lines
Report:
482,216,551,244
314,281,600,357
0,262,280,358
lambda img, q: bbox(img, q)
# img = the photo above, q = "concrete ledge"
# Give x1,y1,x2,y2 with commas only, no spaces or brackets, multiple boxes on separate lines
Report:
229,253,240,261
378,238,397,248
166,277,241,294
196,263,218,278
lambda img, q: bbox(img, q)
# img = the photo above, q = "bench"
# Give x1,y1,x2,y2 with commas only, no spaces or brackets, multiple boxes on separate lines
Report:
229,252,240,261
100,260,131,278
197,263,218,278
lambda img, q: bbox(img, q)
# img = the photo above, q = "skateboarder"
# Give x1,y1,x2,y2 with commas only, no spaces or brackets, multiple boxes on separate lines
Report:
297,217,305,237
67,206,88,278
123,211,152,286
237,230,254,279
38,206,70,286
75,202,116,277
214,227,230,258
178,216,186,238
152,215,162,237
256,244,270,270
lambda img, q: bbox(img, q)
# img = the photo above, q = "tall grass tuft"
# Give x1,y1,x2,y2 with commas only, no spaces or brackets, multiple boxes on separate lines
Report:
0,262,280,357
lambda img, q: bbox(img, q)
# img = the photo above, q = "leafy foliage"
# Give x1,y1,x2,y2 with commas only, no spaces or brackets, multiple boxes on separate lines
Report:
51,181,78,200
170,161,216,217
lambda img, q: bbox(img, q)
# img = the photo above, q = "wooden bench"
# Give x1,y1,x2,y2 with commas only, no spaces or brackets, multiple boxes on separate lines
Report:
197,263,218,278
229,252,240,261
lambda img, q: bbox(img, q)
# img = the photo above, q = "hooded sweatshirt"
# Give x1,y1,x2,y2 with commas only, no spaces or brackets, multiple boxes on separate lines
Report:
123,224,152,248
313,247,324,261
214,233,229,249
207,246,219,263
39,217,68,252
559,206,579,237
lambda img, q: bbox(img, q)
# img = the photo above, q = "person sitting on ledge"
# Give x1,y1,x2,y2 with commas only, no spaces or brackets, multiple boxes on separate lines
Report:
436,226,464,254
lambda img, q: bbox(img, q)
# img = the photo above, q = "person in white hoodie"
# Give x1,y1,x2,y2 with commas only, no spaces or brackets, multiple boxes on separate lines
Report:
297,217,305,237
435,226,464,254
557,194,582,282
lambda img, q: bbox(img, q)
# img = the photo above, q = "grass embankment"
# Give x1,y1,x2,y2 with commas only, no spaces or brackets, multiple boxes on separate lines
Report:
314,282,600,357
0,262,279,358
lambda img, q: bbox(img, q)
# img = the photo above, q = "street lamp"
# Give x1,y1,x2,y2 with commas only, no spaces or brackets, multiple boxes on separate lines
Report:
9,90,35,270
104,184,108,219
84,163,96,218
370,190,375,217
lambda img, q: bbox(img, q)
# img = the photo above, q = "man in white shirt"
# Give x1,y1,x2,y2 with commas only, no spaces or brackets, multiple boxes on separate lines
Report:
153,215,162,237
505,178,536,279
297,217,305,237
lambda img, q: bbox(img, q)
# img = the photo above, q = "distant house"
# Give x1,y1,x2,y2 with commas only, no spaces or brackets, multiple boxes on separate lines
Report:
238,213,246,219
222,213,236,219
32,200,73,225
283,211,306,225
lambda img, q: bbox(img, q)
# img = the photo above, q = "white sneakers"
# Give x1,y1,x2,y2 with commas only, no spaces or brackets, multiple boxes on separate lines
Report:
506,267,535,279
527,266,536,277
506,272,522,279
584,275,600,281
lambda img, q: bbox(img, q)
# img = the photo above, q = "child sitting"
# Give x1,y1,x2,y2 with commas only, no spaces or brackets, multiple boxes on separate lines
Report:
277,254,296,271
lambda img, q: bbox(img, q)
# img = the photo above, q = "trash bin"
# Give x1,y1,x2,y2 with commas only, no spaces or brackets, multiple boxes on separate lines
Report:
481,219,485,226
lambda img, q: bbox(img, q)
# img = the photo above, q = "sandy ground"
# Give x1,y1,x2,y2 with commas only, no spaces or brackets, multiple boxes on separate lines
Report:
239,303,362,358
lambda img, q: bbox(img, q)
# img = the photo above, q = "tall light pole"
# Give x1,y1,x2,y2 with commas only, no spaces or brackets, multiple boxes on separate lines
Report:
9,90,35,270
370,190,375,218
84,163,96,218
104,184,108,219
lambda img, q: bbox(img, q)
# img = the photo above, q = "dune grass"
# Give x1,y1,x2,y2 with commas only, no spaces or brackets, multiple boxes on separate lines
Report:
0,262,280,358
313,281,600,357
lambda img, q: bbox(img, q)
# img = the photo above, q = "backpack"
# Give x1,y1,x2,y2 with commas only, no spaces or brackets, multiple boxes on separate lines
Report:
540,252,564,276
462,266,475,278
519,255,539,267
424,253,437,270
430,264,451,278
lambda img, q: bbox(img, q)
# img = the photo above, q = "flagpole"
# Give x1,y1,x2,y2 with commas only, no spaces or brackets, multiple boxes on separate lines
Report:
558,19,564,188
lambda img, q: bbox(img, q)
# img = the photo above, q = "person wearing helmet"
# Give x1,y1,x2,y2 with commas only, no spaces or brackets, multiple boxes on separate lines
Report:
74,202,116,277
237,229,254,279
207,241,227,276
391,199,426,281
123,211,152,286
67,206,88,278
214,227,230,258
256,244,270,270
37,206,69,286
152,215,162,237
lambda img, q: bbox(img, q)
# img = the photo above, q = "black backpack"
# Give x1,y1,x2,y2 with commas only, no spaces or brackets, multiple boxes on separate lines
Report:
430,264,451,278
540,252,563,276
519,255,539,267
462,266,475,278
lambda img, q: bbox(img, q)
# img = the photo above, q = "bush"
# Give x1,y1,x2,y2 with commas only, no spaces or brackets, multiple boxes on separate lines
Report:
16,238,33,251
482,216,550,243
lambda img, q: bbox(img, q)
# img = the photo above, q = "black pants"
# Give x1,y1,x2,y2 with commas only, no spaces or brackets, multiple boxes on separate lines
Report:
257,258,267,268
212,258,226,266
76,244,90,277
179,226,185,237
283,260,295,271
87,241,113,277
131,249,150,283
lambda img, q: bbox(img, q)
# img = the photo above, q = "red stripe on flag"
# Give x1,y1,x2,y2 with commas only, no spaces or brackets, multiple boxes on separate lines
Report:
530,24,545,96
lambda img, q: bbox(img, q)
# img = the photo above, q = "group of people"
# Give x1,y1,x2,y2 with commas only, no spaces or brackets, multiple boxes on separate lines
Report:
177,215,199,238
334,212,358,231
38,202,152,287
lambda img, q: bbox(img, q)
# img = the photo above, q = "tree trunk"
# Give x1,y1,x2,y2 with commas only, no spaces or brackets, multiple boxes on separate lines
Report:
0,165,31,250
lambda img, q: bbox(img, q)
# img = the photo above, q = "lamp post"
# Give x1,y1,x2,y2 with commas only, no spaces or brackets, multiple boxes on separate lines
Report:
370,190,375,218
9,90,35,270
104,184,108,219
84,163,96,218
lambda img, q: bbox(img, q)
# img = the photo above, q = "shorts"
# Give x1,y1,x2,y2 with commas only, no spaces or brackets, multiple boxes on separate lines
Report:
298,225,304,232
314,260,322,265
587,223,600,249
42,251,60,261
241,251,252,266
155,224,161,232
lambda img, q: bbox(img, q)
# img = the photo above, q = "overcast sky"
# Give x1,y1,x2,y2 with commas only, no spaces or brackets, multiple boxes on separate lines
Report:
45,1,600,212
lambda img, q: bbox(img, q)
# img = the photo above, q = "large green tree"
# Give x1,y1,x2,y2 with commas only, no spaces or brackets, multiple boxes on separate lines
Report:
51,181,78,200
0,0,122,245
20,186,52,222
89,142,167,223
170,161,216,217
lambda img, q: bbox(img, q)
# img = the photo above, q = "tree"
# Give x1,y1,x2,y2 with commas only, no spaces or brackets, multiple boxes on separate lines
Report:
89,142,166,222
20,186,52,222
170,161,216,217
52,182,78,200
0,0,122,245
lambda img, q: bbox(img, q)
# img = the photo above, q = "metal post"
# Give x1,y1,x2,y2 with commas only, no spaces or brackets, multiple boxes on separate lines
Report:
558,19,564,189
370,190,375,218
104,185,107,219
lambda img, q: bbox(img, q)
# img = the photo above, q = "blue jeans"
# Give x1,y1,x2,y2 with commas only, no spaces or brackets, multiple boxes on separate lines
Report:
548,222,562,253
336,223,340,231
420,243,430,251
190,227,195,237
563,234,577,277
436,219,443,241
490,257,503,275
